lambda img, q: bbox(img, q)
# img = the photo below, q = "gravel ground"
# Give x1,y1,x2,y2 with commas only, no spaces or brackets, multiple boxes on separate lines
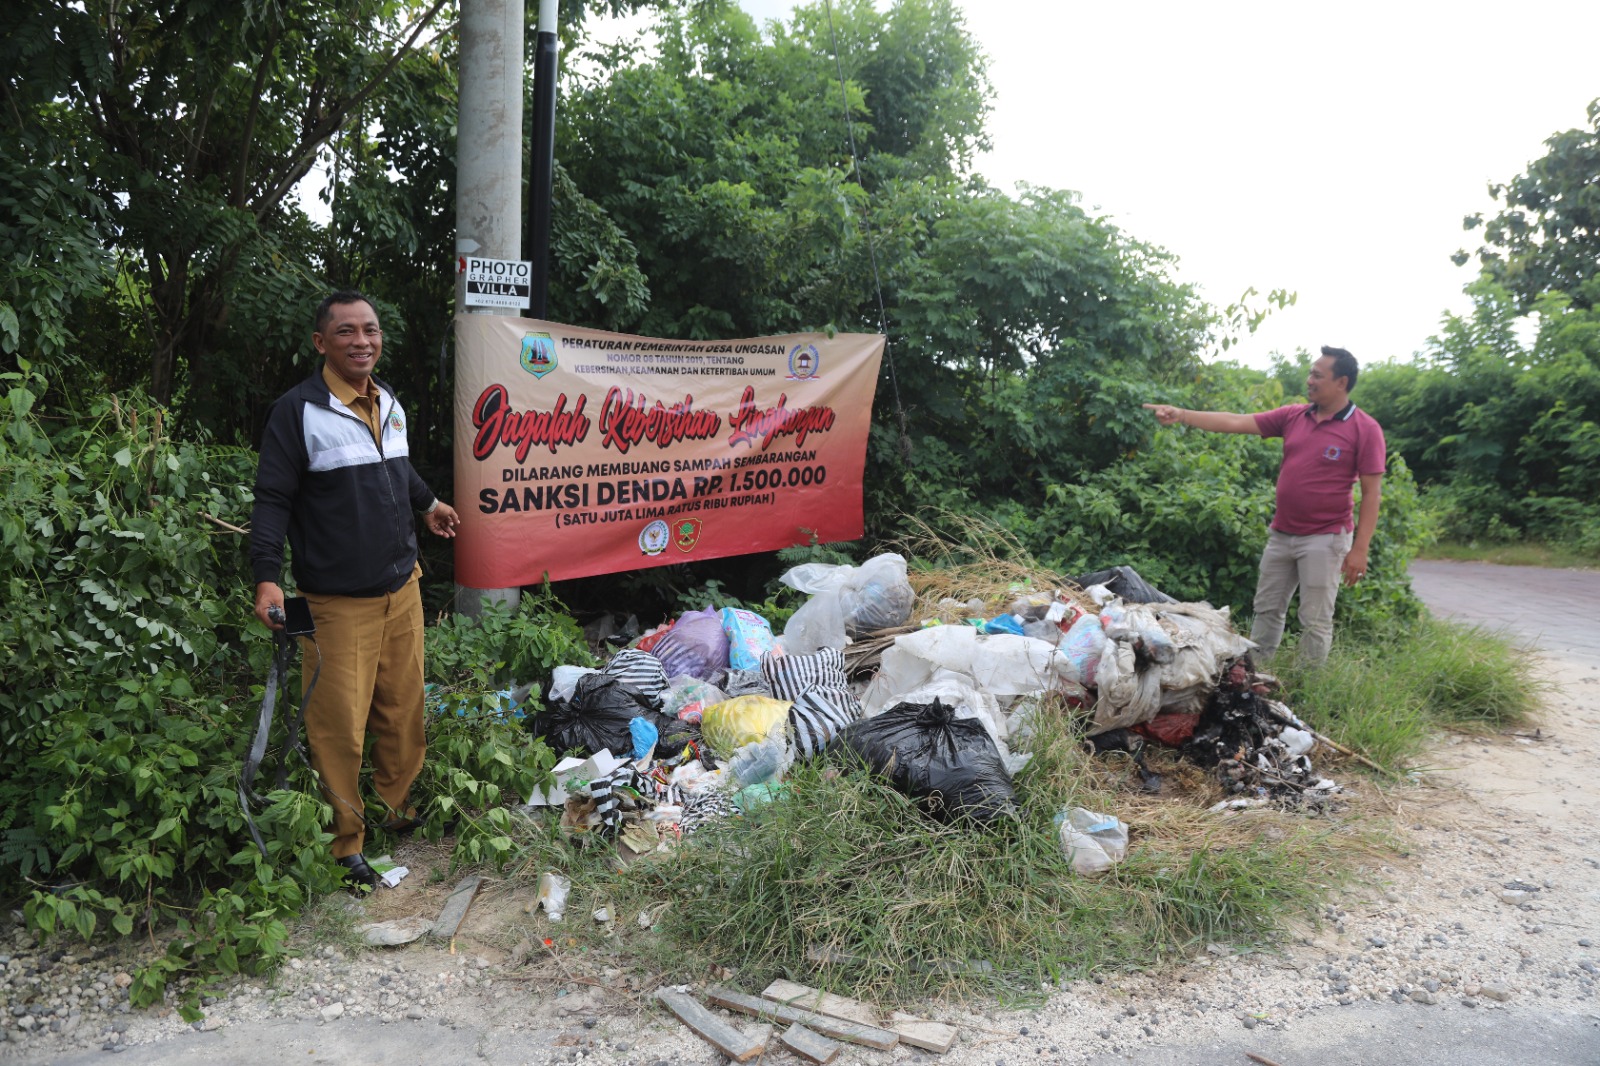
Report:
4,651,1598,1065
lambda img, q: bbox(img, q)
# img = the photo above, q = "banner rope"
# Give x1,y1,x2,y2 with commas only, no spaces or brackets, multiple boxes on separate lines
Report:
823,0,911,460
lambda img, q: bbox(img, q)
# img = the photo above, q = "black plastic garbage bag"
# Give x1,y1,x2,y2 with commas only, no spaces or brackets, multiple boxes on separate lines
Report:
828,699,1015,823
1071,565,1176,604
530,674,671,757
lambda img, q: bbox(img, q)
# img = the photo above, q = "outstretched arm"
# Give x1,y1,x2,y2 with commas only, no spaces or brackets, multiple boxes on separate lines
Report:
1142,404,1261,435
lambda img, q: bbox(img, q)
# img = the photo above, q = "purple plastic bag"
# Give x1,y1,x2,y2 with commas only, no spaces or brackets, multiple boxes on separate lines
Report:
651,606,730,681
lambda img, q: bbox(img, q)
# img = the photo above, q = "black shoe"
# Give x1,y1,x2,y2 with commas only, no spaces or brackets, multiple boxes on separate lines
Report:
336,853,380,893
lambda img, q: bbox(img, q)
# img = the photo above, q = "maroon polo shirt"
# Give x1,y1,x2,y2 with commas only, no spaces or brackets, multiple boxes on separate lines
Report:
1254,402,1386,535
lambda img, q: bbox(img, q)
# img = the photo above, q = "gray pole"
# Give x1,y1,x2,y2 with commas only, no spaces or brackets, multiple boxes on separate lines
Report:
454,0,524,616
527,0,559,318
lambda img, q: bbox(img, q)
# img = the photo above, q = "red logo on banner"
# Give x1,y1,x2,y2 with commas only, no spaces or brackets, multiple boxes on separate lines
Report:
674,518,703,552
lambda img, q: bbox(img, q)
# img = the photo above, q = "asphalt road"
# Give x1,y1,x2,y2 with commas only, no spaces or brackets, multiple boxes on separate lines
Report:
1410,558,1600,665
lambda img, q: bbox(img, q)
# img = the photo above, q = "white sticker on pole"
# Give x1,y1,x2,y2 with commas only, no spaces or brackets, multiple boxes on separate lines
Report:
458,256,532,308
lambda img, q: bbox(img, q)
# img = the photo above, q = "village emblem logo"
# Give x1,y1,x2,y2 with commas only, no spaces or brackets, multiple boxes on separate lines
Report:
787,342,821,380
674,518,703,552
519,332,558,379
638,519,670,557
1322,445,1342,461
387,411,404,432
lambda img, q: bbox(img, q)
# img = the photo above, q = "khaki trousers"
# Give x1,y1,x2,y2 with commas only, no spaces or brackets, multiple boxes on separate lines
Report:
1249,529,1352,666
300,574,426,859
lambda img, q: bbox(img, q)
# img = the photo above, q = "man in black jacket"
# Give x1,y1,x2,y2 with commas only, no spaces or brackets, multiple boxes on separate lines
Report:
250,291,459,891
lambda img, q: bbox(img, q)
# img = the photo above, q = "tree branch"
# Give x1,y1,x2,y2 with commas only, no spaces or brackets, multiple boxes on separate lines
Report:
252,0,452,222
232,24,283,208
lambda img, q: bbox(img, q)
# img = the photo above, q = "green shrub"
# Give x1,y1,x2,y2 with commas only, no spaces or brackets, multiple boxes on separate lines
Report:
0,368,567,1012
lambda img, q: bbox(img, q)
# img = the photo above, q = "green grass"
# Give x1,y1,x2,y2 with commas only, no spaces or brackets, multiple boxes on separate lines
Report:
503,711,1355,1005
1419,539,1599,570
1273,614,1543,771
489,617,1536,1005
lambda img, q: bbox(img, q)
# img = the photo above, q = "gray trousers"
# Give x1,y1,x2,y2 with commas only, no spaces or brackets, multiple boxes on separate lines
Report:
1249,529,1353,665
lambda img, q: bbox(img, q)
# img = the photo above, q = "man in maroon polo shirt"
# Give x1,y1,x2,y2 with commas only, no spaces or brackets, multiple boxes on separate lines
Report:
1142,346,1386,664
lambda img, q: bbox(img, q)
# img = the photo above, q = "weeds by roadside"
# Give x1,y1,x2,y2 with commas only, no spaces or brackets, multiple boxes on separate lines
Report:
491,701,1371,1007
1274,614,1542,771
1419,539,1600,571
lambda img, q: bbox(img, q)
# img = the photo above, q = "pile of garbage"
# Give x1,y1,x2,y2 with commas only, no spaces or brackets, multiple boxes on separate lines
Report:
515,554,1342,875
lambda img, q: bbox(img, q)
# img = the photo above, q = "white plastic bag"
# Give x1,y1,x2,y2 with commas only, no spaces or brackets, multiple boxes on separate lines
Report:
1057,808,1129,876
862,626,1084,708
779,553,916,654
537,872,571,921
549,665,598,703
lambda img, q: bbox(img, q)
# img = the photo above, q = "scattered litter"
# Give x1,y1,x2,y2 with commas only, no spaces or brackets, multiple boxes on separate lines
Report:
536,872,570,922
525,749,629,807
368,854,409,888
1056,808,1130,876
359,915,432,947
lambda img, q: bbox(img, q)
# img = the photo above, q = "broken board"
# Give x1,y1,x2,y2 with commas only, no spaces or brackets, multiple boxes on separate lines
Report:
760,979,879,1028
429,875,482,941
706,987,898,1051
781,1023,842,1065
655,988,765,1063
889,1011,958,1054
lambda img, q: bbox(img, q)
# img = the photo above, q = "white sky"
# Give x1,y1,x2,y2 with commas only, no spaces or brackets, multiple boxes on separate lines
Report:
710,0,1599,368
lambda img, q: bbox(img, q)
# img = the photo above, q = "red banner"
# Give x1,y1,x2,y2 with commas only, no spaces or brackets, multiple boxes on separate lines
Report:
452,316,885,588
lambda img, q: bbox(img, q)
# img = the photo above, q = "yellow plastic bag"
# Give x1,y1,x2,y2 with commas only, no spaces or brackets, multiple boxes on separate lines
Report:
700,695,791,758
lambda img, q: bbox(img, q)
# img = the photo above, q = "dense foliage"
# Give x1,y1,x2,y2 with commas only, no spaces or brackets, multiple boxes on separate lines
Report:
1361,282,1600,554
0,365,574,1009
0,0,1533,1009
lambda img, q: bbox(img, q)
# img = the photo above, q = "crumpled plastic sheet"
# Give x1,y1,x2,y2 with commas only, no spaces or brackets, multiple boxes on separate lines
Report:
863,625,1088,707
1091,600,1256,735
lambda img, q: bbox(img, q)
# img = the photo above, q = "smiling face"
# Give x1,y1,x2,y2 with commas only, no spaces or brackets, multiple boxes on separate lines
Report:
313,299,383,390
1305,354,1349,408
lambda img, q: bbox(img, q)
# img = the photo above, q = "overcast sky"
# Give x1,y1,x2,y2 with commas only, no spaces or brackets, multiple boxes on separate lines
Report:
697,0,1598,368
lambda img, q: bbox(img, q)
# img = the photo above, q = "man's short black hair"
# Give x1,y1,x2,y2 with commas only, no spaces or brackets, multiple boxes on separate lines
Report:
313,290,379,334
1320,345,1359,392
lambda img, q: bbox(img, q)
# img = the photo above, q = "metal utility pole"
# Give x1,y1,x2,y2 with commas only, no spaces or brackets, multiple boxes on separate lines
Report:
454,0,524,616
527,0,559,319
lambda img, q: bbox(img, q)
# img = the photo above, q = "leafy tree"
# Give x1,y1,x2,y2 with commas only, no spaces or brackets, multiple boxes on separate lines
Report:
1,0,452,431
1358,279,1600,553
1458,97,1600,312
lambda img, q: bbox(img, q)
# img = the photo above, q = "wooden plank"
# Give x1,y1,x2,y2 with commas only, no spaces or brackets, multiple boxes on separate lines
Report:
429,875,483,940
655,988,765,1063
889,1011,957,1054
760,979,879,1028
780,1023,842,1065
705,987,898,1051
